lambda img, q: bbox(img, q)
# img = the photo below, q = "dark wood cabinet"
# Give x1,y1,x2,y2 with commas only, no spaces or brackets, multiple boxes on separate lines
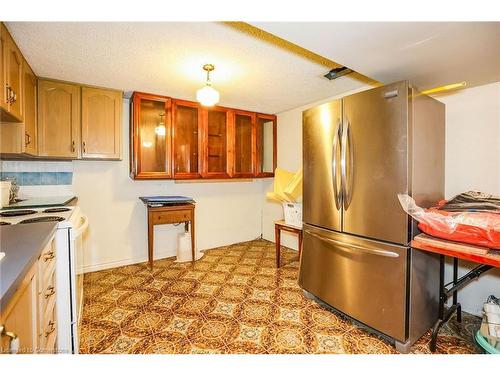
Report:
130,92,276,181
172,100,202,179
130,92,172,179
255,114,277,177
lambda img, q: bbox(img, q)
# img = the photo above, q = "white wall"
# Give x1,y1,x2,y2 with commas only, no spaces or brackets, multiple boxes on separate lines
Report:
438,81,500,316
73,100,264,272
263,81,500,316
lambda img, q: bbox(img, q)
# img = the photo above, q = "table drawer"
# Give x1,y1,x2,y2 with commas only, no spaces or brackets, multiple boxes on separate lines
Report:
151,209,191,224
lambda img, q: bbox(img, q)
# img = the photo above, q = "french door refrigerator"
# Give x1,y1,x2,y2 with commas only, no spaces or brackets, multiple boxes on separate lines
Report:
300,81,445,352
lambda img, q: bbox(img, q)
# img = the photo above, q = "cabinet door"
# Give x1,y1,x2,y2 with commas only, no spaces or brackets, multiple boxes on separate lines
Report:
23,61,37,155
172,100,202,179
0,24,8,112
38,80,80,158
130,92,171,179
232,110,256,177
6,36,23,121
0,265,38,354
202,107,230,178
81,87,122,159
255,114,276,177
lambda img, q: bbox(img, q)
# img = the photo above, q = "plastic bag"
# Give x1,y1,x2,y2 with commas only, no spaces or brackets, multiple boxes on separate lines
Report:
398,194,500,249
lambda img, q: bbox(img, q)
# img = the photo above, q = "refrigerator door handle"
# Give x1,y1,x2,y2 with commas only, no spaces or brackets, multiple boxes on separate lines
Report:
304,229,400,258
341,119,354,210
332,120,342,210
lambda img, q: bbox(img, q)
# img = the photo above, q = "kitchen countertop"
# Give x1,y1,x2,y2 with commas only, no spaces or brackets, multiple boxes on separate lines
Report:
0,222,58,310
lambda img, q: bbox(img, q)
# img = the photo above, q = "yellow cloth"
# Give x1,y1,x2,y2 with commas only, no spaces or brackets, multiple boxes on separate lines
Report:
266,167,303,203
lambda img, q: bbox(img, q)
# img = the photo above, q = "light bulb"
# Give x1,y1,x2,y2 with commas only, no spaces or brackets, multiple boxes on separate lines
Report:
196,85,220,107
155,125,166,136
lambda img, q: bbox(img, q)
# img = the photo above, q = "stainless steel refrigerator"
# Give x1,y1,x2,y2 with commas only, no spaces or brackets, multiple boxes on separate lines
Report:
300,81,445,352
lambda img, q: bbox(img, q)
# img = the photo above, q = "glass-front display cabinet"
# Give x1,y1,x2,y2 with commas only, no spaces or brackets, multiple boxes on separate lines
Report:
233,110,255,178
256,114,277,177
203,107,230,178
172,100,202,179
130,92,172,179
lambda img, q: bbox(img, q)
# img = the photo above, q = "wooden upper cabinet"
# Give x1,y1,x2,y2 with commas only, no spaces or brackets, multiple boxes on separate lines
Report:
129,91,276,180
255,114,277,177
0,23,24,122
130,92,172,179
38,80,80,158
81,87,122,159
172,99,202,179
202,106,230,178
0,25,8,112
232,110,256,178
23,61,37,156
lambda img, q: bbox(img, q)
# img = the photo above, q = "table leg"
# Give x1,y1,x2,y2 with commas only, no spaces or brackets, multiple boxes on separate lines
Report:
298,230,303,261
453,257,462,323
190,217,195,265
148,214,154,271
430,254,445,351
275,225,281,268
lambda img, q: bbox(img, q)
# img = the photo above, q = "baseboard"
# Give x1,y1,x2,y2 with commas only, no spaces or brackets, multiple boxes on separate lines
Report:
83,251,180,273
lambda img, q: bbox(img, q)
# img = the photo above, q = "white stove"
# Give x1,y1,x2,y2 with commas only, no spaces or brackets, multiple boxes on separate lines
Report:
0,206,88,354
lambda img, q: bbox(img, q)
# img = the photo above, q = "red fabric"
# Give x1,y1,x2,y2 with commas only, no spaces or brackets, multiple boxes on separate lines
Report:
418,207,500,249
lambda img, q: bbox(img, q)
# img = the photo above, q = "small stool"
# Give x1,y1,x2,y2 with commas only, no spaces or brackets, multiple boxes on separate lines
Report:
274,220,303,268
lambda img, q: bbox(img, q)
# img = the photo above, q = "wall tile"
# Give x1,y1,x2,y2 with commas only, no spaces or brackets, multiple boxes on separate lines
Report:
40,172,58,185
22,172,41,186
57,172,72,185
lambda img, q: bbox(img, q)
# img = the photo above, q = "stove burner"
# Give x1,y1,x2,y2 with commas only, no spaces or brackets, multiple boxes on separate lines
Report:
43,207,71,213
19,216,65,224
0,221,12,226
0,209,37,217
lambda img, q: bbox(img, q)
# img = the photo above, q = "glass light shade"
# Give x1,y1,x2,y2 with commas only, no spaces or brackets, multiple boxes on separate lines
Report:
155,125,166,136
196,85,220,107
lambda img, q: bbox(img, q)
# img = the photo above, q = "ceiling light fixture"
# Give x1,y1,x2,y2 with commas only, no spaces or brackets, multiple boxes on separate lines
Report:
421,81,467,95
196,64,220,107
155,113,166,136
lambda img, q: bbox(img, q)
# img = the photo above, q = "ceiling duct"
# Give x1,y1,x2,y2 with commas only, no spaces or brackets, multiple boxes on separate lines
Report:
324,67,353,80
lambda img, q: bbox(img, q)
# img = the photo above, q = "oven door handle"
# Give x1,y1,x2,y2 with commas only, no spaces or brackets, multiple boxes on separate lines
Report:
72,214,89,238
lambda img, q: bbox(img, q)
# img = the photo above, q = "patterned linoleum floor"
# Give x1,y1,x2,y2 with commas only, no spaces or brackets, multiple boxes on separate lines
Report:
80,239,481,354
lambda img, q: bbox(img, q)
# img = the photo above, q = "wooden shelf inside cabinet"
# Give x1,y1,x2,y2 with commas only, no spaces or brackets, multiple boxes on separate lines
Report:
202,106,231,179
231,110,256,178
130,92,172,179
172,99,203,179
255,114,277,177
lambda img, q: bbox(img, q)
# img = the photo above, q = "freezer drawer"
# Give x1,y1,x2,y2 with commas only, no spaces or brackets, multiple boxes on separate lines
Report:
299,224,408,341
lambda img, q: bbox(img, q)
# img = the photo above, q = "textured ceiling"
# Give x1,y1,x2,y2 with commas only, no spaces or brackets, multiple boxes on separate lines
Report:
252,22,500,91
6,22,370,114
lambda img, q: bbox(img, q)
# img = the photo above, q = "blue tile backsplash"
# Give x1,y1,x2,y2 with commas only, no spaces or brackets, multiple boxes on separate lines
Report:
0,172,73,186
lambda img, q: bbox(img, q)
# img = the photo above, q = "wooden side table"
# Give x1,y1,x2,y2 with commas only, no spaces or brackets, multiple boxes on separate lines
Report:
146,203,195,270
274,220,303,268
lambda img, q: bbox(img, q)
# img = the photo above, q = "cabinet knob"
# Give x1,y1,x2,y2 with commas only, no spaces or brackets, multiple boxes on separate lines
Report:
45,286,55,299
72,140,76,152
45,321,56,337
83,141,86,153
25,132,31,146
43,251,55,262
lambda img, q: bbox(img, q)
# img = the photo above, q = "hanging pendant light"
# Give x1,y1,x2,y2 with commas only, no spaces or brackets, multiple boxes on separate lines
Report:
196,64,220,107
